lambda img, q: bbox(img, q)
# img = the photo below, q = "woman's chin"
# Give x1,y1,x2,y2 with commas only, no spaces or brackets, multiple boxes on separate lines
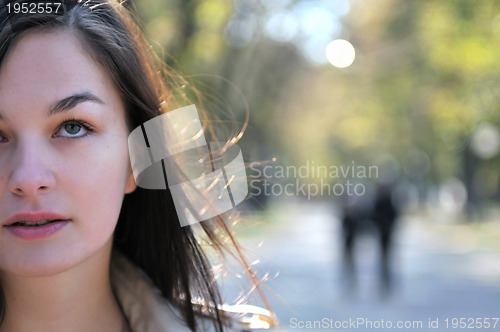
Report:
0,232,114,278
9,264,73,278
0,252,82,277
0,245,108,278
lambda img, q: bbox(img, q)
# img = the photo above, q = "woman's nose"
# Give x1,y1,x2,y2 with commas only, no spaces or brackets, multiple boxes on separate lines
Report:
7,141,56,197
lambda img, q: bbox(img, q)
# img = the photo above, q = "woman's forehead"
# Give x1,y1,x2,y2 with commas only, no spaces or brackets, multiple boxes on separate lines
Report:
0,29,124,120
2,30,100,89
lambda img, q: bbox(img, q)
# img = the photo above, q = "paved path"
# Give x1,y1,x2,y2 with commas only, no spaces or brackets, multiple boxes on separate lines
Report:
222,199,500,331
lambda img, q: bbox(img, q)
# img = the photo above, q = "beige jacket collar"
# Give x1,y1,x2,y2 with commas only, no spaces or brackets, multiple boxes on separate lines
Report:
110,251,207,332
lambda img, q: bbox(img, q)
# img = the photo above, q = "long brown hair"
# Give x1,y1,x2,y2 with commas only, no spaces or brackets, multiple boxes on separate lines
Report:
0,1,267,331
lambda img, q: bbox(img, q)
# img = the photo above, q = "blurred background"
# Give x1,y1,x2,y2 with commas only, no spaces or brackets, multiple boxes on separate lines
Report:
130,0,500,330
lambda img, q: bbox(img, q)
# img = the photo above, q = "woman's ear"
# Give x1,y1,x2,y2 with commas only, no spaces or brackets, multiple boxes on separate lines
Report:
124,167,137,194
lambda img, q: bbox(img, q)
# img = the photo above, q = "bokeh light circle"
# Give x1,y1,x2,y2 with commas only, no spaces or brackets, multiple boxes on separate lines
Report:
326,39,355,68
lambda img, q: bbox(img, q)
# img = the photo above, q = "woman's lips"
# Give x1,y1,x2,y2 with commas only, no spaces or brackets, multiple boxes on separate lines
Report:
3,212,72,240
4,220,71,240
4,211,71,226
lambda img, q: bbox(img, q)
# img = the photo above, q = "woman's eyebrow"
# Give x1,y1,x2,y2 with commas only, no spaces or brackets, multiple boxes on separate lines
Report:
0,92,105,121
47,91,105,117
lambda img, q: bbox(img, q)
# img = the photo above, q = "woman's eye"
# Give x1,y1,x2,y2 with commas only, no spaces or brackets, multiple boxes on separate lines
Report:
0,132,7,143
55,120,94,138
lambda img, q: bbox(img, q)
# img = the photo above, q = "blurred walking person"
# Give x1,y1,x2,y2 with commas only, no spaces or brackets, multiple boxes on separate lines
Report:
340,183,399,298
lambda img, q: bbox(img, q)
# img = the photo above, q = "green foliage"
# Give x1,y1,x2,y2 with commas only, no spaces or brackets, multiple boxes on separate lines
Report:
135,0,500,196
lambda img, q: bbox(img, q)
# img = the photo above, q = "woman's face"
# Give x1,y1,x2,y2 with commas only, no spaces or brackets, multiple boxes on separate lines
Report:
0,30,136,277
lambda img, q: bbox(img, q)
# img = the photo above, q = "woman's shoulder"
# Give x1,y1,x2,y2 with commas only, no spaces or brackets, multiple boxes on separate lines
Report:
109,250,275,332
192,299,276,331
